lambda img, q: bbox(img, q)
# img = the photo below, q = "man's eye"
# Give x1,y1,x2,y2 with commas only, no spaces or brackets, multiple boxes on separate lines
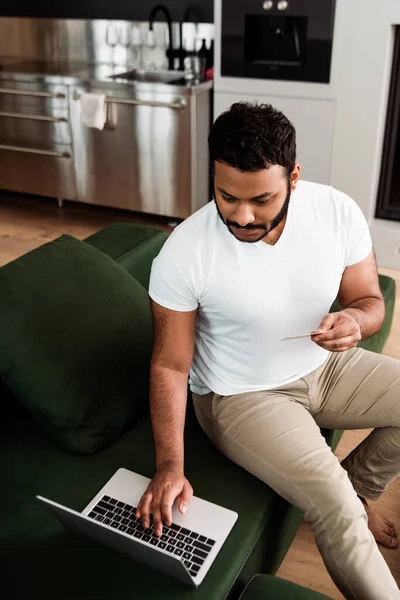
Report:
222,196,235,202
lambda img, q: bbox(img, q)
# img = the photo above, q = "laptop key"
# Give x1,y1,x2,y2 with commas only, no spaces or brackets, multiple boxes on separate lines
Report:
184,560,192,569
117,501,125,508
190,570,199,577
109,498,118,505
168,538,177,546
160,534,169,543
114,508,123,515
103,518,111,525
166,545,175,553
121,518,130,526
168,530,177,538
134,531,143,539
124,504,134,511
88,512,97,519
114,515,122,523
103,495,111,502
129,520,137,529
176,542,185,549
122,510,131,518
94,507,107,516
207,539,216,547
185,537,193,544
183,552,192,560
190,532,199,539
106,511,115,519
185,544,193,552
126,528,135,536
118,525,127,532
191,564,201,573
193,548,207,560
111,522,119,529
95,514,104,522
174,548,183,556
98,501,114,511
137,524,144,532
150,538,159,546
191,555,205,566
142,535,151,543
169,523,180,532
158,541,166,549
180,528,190,536
176,533,186,541
192,540,211,553
198,535,207,543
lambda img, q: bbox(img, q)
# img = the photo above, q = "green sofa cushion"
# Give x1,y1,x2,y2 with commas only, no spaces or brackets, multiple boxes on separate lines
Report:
0,235,153,455
239,574,332,600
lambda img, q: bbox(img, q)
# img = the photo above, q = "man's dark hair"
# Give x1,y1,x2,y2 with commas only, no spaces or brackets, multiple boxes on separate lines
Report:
209,102,296,175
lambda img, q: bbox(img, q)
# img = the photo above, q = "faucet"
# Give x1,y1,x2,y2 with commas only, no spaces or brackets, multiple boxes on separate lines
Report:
149,4,175,70
178,6,203,70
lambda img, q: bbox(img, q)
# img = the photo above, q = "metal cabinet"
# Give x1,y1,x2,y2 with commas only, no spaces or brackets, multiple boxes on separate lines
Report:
69,83,210,219
0,80,77,200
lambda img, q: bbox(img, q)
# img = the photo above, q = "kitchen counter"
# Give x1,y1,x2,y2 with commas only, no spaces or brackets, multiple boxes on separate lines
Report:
0,58,213,95
0,57,212,220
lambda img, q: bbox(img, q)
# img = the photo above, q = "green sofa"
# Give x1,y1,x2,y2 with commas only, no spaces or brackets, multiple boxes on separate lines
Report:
0,222,395,600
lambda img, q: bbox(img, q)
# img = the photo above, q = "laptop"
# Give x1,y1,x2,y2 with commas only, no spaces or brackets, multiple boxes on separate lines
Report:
37,468,238,587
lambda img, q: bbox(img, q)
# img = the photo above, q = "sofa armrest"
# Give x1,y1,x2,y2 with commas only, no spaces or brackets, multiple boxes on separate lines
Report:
84,223,167,290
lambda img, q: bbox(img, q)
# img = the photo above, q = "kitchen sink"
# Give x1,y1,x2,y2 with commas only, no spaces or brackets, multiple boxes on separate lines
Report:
108,69,186,85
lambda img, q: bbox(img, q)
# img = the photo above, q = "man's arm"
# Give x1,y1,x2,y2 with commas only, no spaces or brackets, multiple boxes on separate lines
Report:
337,249,385,339
136,301,197,535
312,250,385,351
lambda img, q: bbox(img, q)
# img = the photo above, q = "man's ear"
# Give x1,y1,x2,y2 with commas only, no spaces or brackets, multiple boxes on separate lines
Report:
290,163,301,191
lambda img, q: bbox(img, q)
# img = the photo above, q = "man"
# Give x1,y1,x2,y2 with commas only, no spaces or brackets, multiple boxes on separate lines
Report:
137,102,400,599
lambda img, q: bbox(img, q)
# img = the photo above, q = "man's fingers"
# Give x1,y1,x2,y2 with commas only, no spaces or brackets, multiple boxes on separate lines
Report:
179,482,194,514
160,488,178,529
317,313,337,333
151,494,164,536
314,335,357,351
137,491,153,526
312,326,353,342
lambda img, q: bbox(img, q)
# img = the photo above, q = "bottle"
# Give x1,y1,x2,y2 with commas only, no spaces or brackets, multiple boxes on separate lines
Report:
197,38,207,81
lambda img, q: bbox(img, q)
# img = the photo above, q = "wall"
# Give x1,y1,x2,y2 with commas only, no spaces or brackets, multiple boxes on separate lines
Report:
0,1,214,23
214,0,400,269
330,0,400,269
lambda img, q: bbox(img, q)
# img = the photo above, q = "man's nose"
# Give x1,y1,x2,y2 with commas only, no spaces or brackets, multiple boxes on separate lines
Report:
232,203,256,227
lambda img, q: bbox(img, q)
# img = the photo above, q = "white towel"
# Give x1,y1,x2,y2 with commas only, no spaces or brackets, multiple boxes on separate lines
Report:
81,93,107,130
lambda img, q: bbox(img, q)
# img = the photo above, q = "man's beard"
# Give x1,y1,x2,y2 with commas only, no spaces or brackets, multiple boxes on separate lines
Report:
215,181,291,244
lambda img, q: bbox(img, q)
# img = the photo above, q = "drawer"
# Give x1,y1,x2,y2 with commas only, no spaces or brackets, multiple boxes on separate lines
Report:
0,81,68,112
0,142,76,201
0,109,72,147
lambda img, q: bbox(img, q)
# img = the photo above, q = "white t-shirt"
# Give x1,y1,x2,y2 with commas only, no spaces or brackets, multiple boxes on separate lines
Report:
149,181,373,396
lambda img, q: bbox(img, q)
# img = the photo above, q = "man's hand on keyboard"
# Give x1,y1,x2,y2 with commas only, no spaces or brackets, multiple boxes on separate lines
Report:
136,468,193,536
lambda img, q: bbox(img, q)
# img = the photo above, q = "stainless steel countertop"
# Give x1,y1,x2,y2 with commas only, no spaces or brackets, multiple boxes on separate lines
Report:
0,58,213,95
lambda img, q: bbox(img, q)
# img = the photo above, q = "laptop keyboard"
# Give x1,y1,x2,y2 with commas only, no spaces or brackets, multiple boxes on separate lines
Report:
87,495,216,578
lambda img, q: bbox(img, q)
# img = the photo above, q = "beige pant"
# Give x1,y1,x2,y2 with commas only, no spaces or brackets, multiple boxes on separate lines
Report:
192,347,400,600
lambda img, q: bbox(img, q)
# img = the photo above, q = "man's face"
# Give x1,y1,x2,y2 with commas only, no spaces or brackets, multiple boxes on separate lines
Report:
214,161,300,244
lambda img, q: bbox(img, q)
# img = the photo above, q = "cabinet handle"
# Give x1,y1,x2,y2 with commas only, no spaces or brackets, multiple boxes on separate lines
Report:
0,144,71,158
0,111,67,122
0,88,66,99
72,92,186,110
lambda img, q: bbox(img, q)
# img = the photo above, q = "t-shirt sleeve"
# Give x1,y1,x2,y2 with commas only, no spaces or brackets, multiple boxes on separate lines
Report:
343,194,373,267
148,231,200,312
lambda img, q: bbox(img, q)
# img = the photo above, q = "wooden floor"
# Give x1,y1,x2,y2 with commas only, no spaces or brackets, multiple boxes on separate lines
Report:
1,191,400,598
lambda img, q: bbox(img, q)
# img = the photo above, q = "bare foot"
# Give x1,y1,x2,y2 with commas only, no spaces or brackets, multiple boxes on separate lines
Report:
359,497,398,549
